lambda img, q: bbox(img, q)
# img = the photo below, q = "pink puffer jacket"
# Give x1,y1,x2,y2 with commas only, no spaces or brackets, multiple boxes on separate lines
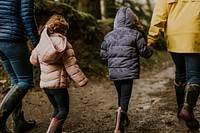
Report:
30,27,88,89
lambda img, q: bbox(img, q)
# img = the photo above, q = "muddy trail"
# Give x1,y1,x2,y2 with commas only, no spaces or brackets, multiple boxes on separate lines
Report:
3,61,200,133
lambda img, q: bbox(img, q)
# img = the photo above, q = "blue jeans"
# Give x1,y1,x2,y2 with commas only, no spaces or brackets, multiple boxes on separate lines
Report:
114,79,133,112
0,41,33,89
44,88,69,121
170,52,200,85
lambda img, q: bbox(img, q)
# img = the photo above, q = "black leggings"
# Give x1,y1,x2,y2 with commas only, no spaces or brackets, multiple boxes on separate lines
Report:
44,88,69,122
114,79,133,112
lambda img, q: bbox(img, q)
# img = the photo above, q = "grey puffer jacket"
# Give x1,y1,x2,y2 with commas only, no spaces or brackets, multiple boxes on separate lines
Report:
0,0,39,47
100,7,153,80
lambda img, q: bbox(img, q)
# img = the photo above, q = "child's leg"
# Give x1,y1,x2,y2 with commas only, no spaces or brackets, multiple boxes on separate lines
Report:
45,88,69,133
44,89,59,118
53,88,69,121
120,79,133,112
114,79,133,133
114,80,122,107
114,79,133,112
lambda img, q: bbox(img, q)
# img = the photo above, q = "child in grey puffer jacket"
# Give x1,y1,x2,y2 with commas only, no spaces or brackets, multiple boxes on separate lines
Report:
100,7,153,133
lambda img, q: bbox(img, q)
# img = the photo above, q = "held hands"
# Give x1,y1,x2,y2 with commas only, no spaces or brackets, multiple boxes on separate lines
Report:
81,79,88,87
147,43,153,46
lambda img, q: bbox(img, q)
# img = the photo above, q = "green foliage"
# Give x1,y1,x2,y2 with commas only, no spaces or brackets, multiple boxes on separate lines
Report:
98,18,114,27
35,0,101,41
140,49,171,71
0,64,8,80
106,0,117,18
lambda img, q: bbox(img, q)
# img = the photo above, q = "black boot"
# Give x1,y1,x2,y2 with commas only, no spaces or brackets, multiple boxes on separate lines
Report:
12,102,36,133
179,84,200,130
0,127,11,133
114,107,126,133
0,84,28,132
0,87,12,133
174,82,186,118
121,111,130,127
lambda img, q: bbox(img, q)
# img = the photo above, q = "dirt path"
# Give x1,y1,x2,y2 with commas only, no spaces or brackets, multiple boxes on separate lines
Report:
5,61,200,133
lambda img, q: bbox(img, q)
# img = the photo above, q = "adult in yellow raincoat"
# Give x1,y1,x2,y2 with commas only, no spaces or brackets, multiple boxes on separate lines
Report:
148,0,200,130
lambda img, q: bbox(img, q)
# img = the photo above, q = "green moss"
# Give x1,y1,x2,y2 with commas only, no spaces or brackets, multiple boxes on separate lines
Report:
98,18,114,27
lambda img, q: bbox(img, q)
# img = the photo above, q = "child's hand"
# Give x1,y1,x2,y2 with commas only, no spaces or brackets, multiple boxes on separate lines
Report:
81,81,88,87
147,43,153,46
79,78,88,87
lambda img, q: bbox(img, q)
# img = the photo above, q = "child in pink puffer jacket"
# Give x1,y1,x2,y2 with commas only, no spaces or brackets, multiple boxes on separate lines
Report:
30,14,88,133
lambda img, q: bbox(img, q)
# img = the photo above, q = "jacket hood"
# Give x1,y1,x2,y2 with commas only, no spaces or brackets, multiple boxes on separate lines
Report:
35,26,67,64
114,7,137,29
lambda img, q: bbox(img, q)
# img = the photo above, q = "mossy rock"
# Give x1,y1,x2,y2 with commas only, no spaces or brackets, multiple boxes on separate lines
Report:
36,0,102,43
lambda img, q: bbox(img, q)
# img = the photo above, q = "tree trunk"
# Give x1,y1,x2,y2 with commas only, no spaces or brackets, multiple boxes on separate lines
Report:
106,0,116,18
100,0,107,19
77,0,101,19
146,0,152,11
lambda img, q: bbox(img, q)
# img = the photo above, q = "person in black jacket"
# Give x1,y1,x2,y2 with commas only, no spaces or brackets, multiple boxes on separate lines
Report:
100,7,153,133
0,0,40,132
